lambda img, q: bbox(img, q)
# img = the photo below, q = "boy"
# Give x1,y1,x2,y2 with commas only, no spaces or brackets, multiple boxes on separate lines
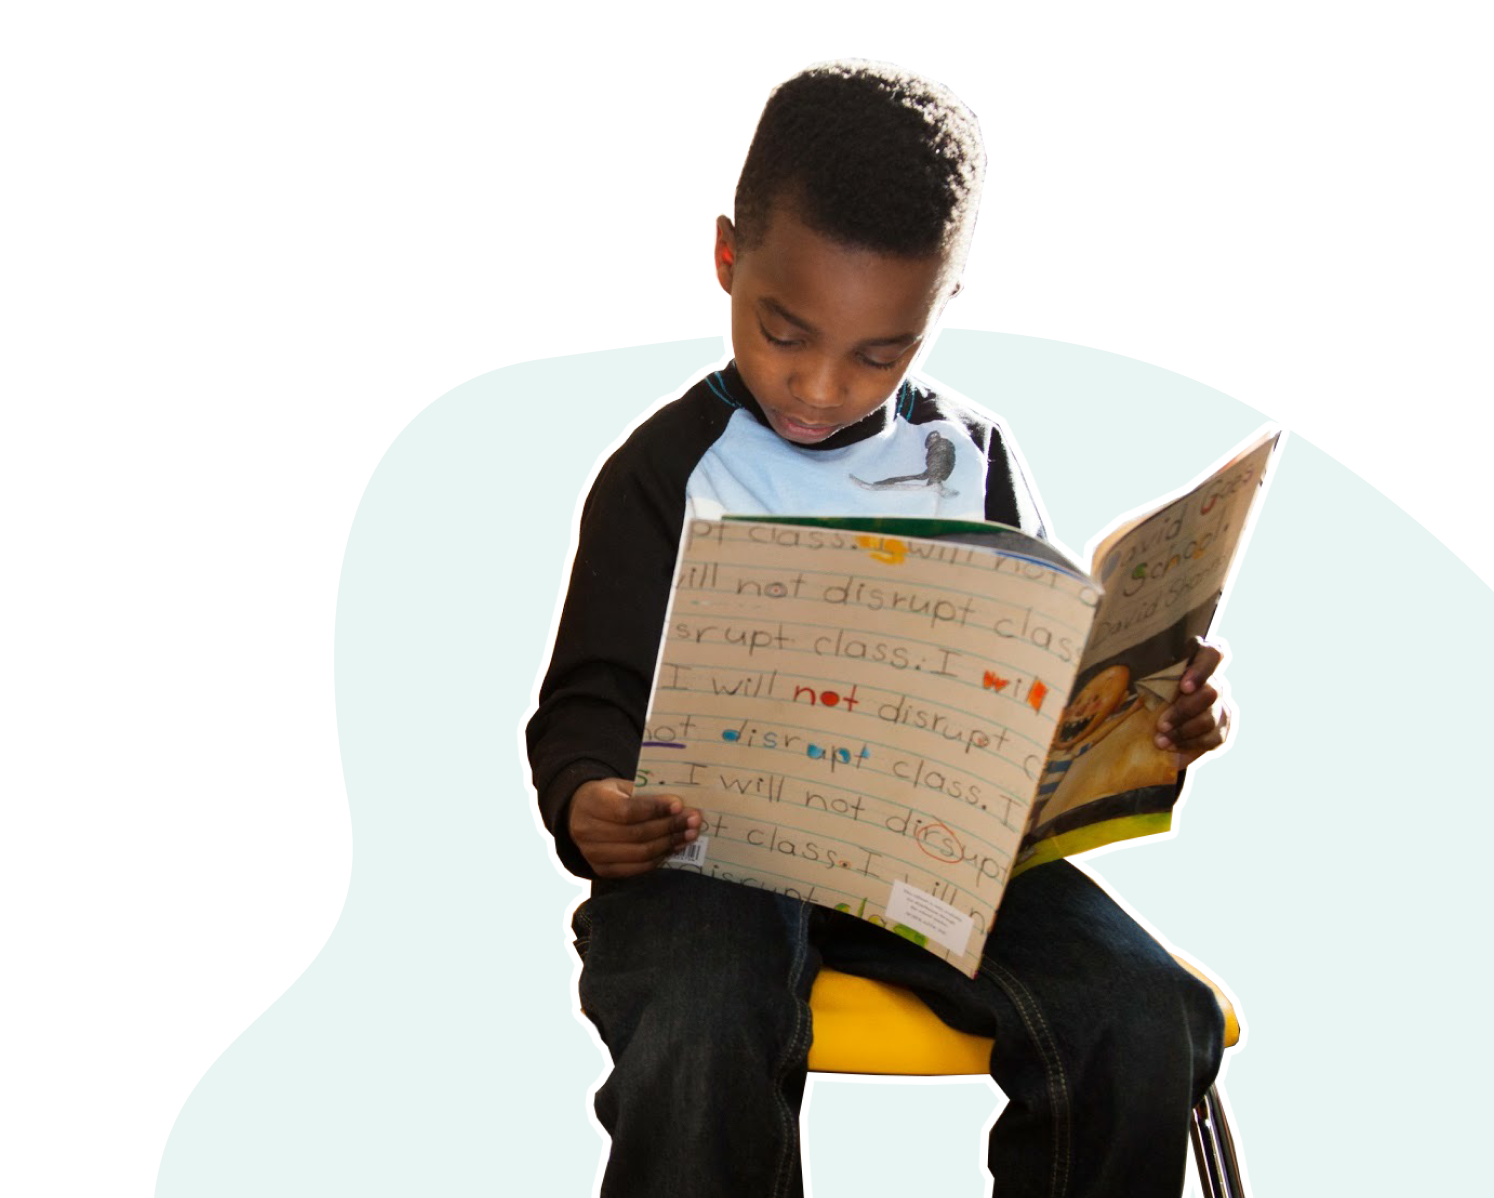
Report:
527,61,1231,1197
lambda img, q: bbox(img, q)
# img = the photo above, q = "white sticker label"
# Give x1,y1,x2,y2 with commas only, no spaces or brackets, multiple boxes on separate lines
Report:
885,880,976,955
669,836,708,866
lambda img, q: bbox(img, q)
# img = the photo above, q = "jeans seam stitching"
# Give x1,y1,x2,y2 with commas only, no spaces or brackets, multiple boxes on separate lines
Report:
980,958,1072,1198
769,902,812,1198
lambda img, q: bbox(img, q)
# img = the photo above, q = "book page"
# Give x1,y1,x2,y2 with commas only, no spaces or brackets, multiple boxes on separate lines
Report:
1018,429,1281,866
638,518,1096,978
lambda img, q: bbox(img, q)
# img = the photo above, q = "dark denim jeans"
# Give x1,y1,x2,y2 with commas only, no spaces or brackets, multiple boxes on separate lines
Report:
572,861,1223,1198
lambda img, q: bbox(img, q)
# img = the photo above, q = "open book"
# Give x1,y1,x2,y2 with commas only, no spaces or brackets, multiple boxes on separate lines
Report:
637,428,1280,977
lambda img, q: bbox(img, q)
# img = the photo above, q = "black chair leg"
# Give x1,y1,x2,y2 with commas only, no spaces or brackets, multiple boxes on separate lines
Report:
1189,1084,1246,1197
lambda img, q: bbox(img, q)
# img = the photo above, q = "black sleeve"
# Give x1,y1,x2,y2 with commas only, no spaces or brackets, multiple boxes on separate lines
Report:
982,418,1050,540
525,386,730,878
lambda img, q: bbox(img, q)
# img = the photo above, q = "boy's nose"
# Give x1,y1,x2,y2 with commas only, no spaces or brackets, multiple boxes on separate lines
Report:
789,356,843,409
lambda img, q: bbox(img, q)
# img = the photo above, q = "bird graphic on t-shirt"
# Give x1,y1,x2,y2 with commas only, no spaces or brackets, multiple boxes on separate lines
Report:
851,430,959,496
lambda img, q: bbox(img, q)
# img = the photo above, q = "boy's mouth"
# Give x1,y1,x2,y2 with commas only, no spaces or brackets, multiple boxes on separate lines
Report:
771,411,841,443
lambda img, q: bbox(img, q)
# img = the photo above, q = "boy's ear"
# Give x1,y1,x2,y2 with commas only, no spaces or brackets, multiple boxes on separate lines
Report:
714,215,737,294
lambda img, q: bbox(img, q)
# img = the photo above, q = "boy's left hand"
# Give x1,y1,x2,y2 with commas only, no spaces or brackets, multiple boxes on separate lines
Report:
1155,636,1235,770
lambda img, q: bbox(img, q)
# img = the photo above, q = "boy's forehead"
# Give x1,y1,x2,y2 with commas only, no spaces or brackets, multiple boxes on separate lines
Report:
747,206,956,280
739,204,960,331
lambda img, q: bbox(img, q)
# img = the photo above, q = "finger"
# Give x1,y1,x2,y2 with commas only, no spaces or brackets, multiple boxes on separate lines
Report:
665,807,703,844
569,777,645,820
611,811,695,844
1179,642,1224,694
1153,714,1225,752
1172,728,1225,769
574,802,703,847
1174,715,1224,748
599,790,685,824
573,800,702,842
1159,692,1229,742
1158,683,1219,733
586,829,680,866
648,810,705,848
581,818,704,877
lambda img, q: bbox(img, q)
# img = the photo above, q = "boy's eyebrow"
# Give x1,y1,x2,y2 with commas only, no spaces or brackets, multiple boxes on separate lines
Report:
758,297,921,349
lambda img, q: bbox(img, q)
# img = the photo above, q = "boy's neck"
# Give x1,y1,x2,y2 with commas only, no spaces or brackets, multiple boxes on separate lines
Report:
717,361,913,452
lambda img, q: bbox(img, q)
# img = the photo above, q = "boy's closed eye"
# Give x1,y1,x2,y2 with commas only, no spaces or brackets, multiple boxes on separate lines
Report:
757,320,908,372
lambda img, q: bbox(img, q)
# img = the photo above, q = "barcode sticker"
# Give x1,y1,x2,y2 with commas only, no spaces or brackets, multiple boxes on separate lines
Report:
886,879,976,955
669,836,708,866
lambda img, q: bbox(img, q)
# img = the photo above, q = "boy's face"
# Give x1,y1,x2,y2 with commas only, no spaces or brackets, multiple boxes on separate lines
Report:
715,206,960,446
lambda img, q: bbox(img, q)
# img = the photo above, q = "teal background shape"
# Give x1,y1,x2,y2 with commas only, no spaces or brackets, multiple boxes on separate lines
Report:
156,332,1494,1196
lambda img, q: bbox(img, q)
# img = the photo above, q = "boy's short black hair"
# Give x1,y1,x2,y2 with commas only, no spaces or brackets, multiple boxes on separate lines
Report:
734,60,984,258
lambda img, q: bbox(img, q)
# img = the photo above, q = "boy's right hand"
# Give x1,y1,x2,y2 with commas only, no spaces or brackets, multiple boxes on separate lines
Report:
568,777,702,879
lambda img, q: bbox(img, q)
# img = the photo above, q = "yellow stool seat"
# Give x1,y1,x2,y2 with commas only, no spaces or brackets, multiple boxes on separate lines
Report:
806,955,1240,1076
